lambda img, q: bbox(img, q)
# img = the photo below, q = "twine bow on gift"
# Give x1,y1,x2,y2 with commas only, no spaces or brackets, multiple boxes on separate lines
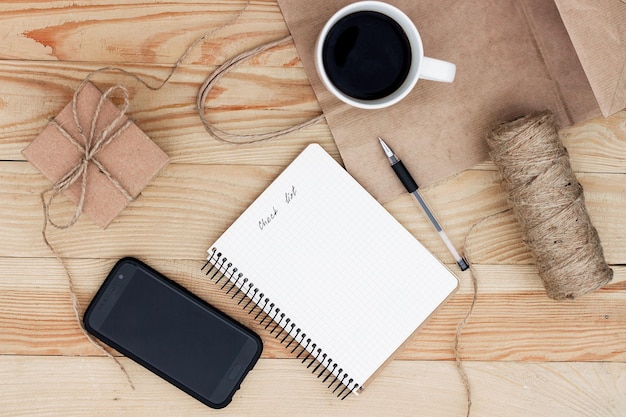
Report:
38,80,139,390
42,80,135,229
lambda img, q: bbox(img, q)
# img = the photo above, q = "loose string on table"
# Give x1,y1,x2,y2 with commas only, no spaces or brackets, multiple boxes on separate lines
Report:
453,254,478,417
454,208,513,417
196,35,325,144
40,0,323,390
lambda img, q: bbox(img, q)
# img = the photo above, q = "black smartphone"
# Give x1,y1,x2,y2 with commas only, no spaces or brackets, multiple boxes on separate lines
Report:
84,257,262,409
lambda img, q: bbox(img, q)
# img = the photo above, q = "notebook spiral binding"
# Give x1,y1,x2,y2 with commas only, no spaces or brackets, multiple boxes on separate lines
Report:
201,248,359,400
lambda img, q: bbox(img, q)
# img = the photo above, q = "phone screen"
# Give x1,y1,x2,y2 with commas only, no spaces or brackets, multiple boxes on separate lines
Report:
84,258,262,409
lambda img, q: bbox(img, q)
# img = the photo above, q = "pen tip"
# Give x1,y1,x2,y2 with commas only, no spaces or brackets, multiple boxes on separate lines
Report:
378,137,394,158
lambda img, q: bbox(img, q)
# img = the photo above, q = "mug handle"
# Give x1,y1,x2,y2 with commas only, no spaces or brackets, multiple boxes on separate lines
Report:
420,57,456,83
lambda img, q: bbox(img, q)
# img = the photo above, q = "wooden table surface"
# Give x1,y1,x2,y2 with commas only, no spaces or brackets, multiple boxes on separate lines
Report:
1,1,625,416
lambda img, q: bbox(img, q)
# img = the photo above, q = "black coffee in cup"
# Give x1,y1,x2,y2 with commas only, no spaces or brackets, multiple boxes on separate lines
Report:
321,11,412,101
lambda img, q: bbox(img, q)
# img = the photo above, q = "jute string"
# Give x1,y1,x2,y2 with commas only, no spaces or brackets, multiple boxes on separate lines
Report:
41,0,323,389
486,111,612,300
453,250,478,417
196,35,325,143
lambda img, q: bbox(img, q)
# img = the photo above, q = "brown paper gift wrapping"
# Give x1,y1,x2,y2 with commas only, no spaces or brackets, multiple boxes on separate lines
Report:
22,82,170,228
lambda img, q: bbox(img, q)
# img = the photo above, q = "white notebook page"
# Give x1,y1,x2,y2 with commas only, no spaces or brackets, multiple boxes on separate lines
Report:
208,144,458,393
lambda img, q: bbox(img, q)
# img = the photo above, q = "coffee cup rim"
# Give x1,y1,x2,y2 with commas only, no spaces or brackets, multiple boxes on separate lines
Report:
315,1,424,110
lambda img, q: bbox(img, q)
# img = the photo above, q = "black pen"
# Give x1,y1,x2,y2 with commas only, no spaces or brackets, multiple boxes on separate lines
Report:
378,137,469,271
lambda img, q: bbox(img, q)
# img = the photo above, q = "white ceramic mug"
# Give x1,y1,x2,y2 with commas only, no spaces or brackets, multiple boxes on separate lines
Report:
315,1,456,110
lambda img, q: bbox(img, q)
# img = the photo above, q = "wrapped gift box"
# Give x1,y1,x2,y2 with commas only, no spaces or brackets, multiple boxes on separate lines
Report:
23,82,170,228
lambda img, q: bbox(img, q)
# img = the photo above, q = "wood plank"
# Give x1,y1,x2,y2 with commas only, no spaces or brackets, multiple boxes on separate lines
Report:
559,110,626,172
0,1,289,64
1,257,624,361
0,60,328,163
0,356,624,417
1,61,625,170
1,163,624,263
0,161,284,259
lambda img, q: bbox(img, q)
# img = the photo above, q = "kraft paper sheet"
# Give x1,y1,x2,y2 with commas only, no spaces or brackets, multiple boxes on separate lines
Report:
277,0,622,203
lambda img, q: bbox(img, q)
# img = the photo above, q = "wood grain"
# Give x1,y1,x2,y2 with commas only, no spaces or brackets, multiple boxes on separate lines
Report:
2,162,624,263
1,256,624,361
1,1,625,415
0,60,327,164
1,356,624,417
0,1,288,64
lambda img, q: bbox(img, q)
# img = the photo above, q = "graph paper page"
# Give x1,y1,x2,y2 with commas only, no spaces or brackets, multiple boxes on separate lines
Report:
208,144,458,392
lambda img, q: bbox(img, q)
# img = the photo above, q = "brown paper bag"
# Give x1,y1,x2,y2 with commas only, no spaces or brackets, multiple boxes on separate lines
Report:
278,0,619,203
555,0,626,117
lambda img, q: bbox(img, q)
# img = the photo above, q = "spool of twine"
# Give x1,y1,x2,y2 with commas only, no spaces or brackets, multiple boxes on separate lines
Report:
486,111,612,300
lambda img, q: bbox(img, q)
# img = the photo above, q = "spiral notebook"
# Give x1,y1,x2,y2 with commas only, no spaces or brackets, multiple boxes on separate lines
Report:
202,144,458,398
